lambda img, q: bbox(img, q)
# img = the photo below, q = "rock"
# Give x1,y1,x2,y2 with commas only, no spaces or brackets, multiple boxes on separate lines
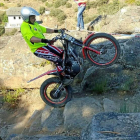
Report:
7,135,80,140
42,107,64,132
7,134,43,140
81,112,140,140
0,33,55,89
28,110,42,135
103,98,119,112
100,6,140,34
63,97,103,133
39,136,80,140
41,106,53,125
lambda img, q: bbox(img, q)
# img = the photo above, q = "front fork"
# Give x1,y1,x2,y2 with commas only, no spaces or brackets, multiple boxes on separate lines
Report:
53,83,63,97
82,46,101,59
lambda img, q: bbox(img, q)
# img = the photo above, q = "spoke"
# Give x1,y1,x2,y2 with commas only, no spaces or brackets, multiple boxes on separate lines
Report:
88,37,117,65
46,83,67,102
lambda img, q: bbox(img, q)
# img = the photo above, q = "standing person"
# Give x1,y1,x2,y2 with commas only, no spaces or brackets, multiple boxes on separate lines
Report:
74,0,87,31
20,6,66,74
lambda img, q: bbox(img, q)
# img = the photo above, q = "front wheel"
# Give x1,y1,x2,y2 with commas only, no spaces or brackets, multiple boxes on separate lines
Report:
40,77,72,107
84,33,120,67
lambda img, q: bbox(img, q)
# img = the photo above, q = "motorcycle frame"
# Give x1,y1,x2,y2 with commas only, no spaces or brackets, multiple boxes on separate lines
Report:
28,32,100,83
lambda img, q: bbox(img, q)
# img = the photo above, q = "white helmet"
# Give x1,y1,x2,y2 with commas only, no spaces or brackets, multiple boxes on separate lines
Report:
20,6,40,22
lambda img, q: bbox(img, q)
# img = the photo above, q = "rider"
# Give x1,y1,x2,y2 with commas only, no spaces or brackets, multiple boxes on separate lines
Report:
20,6,65,74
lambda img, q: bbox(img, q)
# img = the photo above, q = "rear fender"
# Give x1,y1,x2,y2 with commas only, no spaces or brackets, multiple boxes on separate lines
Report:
27,69,57,83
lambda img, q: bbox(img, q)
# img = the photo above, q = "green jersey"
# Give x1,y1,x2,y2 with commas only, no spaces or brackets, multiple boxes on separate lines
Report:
20,21,47,53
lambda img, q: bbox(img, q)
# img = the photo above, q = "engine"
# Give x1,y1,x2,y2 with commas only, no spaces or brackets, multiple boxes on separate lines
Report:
65,44,81,77
65,60,80,77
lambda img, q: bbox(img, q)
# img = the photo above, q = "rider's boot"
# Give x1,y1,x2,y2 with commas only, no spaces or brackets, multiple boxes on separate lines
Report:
56,65,65,76
55,59,66,76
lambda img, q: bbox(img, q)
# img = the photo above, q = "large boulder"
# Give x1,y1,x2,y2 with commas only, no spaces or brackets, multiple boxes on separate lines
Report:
81,112,140,140
81,36,140,93
100,6,140,34
63,97,103,133
0,33,55,89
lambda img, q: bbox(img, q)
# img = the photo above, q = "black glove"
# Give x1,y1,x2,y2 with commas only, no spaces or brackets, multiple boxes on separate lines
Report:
49,40,55,45
54,28,67,33
41,39,55,45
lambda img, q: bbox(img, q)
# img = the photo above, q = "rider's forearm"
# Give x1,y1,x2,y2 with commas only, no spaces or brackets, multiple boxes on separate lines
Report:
46,28,54,33
46,28,59,33
30,36,41,43
46,28,60,33
30,37,52,44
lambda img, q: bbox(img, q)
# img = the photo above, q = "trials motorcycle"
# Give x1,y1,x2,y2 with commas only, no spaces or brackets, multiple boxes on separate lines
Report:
28,30,120,107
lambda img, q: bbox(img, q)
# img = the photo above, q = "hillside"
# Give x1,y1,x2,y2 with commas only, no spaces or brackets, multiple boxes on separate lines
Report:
0,0,140,30
1,1,140,139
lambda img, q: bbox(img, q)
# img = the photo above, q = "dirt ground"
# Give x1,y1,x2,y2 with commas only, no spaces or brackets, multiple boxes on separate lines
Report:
0,87,135,135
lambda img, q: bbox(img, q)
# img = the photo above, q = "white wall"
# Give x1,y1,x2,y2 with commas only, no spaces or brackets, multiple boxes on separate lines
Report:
5,15,23,28
5,15,42,28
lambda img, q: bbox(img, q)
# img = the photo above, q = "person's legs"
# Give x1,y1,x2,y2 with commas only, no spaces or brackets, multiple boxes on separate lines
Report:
34,45,64,72
77,6,86,29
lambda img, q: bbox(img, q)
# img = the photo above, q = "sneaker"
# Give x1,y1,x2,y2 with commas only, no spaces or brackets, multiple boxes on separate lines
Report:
76,27,80,31
80,29,86,32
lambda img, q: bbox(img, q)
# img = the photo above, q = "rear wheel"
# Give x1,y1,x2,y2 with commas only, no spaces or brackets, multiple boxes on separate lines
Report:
40,77,72,107
85,33,120,67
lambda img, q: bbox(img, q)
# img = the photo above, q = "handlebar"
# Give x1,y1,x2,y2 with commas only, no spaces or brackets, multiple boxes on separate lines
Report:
51,29,83,46
51,29,67,41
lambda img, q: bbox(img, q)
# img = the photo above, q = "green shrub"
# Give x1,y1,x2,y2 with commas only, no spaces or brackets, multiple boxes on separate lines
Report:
86,1,97,9
96,0,109,6
40,60,51,67
136,1,140,5
50,9,67,23
0,3,4,7
74,8,78,12
41,0,47,2
57,13,66,23
66,3,72,8
54,0,61,8
98,0,124,15
11,28,17,35
3,92,18,104
4,28,17,36
120,102,140,113
45,2,53,7
2,88,24,105
39,6,45,15
120,78,134,91
2,12,8,22
61,0,68,5
86,0,109,10
92,78,108,94
0,26,5,36
17,3,21,7
0,12,8,24
53,0,68,8
125,0,135,4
